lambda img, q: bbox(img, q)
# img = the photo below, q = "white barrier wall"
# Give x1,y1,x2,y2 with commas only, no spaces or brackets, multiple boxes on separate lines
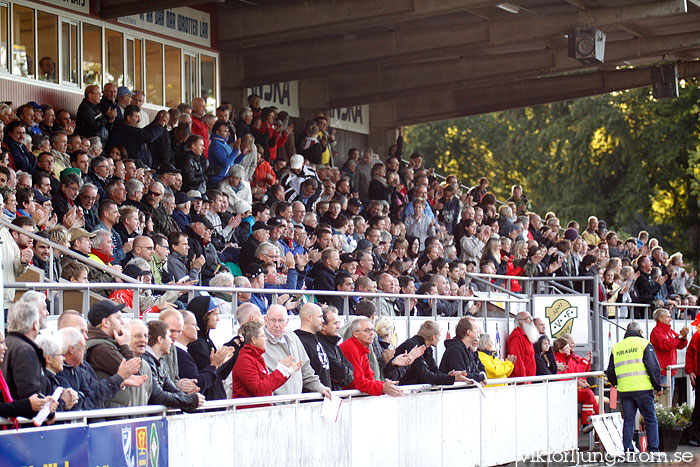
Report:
166,381,578,467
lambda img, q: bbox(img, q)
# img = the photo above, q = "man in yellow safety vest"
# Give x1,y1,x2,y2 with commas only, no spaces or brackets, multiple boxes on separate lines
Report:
606,321,663,453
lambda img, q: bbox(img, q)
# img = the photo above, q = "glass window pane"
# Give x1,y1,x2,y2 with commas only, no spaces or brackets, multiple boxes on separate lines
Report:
82,23,102,86
126,38,134,89
12,5,34,78
184,54,196,104
134,38,142,91
0,5,8,70
164,45,180,107
145,40,162,106
61,22,78,85
200,55,216,111
37,11,57,83
105,29,123,86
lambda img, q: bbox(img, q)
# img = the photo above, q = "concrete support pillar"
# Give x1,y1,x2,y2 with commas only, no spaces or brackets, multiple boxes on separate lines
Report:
368,102,399,161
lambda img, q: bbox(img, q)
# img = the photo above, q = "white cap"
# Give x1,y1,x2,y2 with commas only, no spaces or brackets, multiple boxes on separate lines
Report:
290,154,304,170
234,199,252,215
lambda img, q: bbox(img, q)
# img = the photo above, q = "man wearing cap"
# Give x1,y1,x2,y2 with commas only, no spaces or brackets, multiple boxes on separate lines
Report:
172,192,192,231
185,213,223,285
245,263,270,313
280,154,319,201
61,227,95,269
115,86,132,119
239,221,271,271
85,300,136,407
157,164,180,198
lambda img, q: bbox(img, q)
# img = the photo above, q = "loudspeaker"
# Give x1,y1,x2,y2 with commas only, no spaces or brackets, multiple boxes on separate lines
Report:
568,28,606,65
652,64,679,99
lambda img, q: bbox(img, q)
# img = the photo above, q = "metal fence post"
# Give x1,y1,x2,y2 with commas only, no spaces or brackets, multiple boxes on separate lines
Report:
593,274,601,370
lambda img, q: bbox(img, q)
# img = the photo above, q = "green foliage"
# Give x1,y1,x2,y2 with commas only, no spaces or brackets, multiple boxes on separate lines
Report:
404,81,700,264
654,403,692,429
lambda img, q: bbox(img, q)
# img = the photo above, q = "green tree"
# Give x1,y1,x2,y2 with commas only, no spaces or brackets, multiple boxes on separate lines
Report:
404,81,700,265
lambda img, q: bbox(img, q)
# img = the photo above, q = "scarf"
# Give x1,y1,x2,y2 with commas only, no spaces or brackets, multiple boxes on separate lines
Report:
0,368,19,430
90,248,114,264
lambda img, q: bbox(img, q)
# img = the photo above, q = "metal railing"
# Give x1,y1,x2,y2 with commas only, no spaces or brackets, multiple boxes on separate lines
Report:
0,218,138,328
0,370,605,427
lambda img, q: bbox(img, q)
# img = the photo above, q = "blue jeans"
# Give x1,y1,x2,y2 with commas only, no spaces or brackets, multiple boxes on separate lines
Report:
620,392,659,452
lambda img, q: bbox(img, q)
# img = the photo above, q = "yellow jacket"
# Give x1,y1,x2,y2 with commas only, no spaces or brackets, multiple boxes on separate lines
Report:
478,350,514,386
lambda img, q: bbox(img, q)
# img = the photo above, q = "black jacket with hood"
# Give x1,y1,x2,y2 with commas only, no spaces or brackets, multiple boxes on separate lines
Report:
534,335,558,376
186,296,227,400
438,337,487,382
316,333,354,390
387,335,455,386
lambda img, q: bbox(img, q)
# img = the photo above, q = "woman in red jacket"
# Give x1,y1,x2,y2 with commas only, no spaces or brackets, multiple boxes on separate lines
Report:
231,321,301,407
553,338,598,431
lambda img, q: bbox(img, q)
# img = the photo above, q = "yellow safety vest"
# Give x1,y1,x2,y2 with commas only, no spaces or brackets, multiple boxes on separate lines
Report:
612,336,654,392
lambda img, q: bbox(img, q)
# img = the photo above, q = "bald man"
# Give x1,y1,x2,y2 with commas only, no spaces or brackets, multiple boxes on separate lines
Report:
132,235,155,263
263,305,332,398
294,304,331,387
160,309,199,394
175,309,233,397
190,97,210,157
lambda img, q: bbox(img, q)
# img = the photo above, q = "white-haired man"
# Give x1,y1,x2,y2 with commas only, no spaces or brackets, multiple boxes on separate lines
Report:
507,312,537,377
262,304,332,398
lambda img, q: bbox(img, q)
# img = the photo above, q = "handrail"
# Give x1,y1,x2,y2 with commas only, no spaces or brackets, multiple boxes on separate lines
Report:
0,370,604,426
0,218,137,284
5,281,530,304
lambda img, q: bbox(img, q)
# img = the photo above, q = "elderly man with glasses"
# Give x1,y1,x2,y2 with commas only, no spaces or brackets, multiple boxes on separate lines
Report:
261,304,332,398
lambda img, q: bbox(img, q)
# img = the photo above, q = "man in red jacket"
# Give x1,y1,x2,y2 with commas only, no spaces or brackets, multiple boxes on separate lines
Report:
684,316,700,445
650,308,688,390
339,318,404,397
507,312,537,378
190,97,210,158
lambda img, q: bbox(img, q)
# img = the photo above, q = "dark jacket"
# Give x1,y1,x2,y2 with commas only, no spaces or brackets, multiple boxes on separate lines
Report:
142,348,199,410
186,296,227,400
0,380,34,419
634,271,662,306
387,335,455,385
606,329,662,397
3,136,36,172
308,262,336,302
184,226,221,285
75,98,111,142
438,337,486,382
1,333,45,400
55,361,124,410
85,326,134,380
107,119,165,168
534,335,557,375
316,333,354,390
175,345,218,396
238,235,261,271
83,170,107,201
294,330,331,388
52,189,74,225
166,250,201,284
176,147,208,194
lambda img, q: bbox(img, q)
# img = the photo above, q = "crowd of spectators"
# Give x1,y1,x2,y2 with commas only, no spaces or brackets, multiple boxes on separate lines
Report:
0,83,697,424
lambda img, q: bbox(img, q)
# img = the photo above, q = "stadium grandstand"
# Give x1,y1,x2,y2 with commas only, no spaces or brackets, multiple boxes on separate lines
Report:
0,0,700,466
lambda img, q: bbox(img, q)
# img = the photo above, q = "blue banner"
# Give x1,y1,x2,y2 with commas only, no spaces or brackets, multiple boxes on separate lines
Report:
89,417,168,467
0,425,88,467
